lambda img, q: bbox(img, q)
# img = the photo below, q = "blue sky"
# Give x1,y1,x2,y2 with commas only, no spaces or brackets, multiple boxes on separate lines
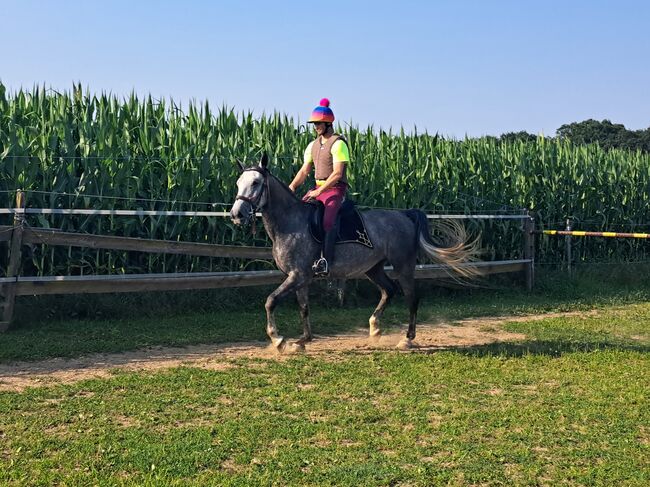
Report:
1,0,649,138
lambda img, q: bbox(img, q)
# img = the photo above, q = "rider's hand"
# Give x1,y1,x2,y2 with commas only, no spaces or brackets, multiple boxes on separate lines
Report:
306,189,322,199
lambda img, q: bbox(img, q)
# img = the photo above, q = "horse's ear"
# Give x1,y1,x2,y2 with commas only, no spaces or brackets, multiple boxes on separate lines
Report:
237,159,245,172
259,153,269,169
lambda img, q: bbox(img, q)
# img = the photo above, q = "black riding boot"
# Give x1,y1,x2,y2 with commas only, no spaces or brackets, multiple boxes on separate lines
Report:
313,225,337,276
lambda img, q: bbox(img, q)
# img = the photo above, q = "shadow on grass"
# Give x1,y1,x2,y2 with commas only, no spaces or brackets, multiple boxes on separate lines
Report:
441,339,650,358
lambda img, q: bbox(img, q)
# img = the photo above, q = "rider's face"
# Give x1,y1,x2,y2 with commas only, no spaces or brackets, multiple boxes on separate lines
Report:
313,122,328,135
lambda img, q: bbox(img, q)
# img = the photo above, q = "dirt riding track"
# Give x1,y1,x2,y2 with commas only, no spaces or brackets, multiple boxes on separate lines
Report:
0,314,583,392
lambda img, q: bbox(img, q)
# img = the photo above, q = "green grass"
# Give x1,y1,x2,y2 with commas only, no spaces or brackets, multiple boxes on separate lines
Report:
2,266,650,363
1,304,648,486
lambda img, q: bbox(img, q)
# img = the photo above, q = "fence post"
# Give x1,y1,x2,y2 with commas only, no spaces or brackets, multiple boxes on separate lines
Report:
523,210,535,291
565,218,572,275
1,190,26,331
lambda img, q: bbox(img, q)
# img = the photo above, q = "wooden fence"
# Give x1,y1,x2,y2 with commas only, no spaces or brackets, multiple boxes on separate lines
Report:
0,191,535,331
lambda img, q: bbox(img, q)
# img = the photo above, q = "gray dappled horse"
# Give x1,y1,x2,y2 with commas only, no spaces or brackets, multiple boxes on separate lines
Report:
230,154,480,353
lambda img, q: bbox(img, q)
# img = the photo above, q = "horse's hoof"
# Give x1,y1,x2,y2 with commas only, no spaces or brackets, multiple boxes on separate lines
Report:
286,342,305,354
271,336,286,353
369,327,382,341
396,338,413,350
295,335,313,345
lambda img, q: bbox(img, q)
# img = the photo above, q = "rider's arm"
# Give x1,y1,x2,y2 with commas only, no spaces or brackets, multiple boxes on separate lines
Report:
289,142,314,192
289,160,313,192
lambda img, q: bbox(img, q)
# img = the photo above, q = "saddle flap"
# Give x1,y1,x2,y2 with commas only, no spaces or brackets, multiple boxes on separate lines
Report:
307,199,373,248
306,200,325,241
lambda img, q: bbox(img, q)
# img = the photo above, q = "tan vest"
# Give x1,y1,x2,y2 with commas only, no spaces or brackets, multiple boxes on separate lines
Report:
311,134,348,184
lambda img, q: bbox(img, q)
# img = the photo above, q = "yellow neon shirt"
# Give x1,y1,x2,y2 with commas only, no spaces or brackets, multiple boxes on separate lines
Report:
303,139,350,165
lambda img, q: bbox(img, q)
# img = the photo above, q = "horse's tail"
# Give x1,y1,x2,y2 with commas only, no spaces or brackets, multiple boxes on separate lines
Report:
403,209,482,281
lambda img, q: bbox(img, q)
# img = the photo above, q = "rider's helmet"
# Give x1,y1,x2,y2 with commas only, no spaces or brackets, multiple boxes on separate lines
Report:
308,98,335,123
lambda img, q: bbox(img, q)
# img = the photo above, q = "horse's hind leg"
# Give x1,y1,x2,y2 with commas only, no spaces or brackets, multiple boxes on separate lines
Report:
295,285,313,345
396,270,419,350
365,262,398,338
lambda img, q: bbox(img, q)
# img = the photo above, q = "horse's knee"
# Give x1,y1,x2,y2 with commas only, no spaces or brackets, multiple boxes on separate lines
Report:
265,295,276,314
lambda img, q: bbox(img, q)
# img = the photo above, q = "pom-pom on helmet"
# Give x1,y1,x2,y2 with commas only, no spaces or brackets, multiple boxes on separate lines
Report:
308,98,335,123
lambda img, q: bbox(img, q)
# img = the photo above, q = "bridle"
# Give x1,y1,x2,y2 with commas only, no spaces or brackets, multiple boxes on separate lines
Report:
236,167,270,211
235,167,270,232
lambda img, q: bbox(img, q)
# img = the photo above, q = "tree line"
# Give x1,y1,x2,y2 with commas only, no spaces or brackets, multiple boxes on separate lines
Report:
499,119,650,152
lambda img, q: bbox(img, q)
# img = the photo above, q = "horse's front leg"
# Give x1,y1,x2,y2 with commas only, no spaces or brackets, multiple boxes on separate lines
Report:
265,272,308,353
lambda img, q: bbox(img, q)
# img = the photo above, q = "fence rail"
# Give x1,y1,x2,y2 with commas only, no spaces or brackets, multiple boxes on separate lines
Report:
0,208,531,220
0,260,530,297
533,229,650,239
0,225,273,259
0,191,535,331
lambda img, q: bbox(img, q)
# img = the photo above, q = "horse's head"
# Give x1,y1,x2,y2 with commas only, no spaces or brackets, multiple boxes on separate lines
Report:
230,153,270,225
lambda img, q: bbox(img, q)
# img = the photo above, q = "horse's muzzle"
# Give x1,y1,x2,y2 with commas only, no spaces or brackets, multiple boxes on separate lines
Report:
229,202,251,225
229,209,243,225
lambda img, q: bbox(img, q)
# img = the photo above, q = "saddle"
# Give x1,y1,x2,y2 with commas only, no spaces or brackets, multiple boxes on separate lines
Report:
306,199,373,248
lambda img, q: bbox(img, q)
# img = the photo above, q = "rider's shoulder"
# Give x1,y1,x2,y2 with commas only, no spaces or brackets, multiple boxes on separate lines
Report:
332,134,348,146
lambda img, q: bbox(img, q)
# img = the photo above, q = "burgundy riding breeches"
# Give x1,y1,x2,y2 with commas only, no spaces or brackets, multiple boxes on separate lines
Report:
303,183,347,232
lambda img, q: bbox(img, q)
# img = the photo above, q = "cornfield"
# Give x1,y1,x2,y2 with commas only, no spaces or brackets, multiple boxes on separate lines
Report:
1,83,649,276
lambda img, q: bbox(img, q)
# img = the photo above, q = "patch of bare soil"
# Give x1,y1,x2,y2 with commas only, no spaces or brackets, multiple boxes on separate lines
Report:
0,311,585,392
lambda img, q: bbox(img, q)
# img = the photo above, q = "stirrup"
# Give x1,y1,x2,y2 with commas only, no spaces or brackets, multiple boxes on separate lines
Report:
312,257,329,276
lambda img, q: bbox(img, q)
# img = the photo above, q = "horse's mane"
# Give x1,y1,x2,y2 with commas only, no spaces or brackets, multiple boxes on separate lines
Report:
243,165,301,203
270,172,301,202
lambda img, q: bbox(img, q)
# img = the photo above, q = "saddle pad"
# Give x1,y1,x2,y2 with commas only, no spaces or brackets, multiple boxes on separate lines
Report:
310,207,373,249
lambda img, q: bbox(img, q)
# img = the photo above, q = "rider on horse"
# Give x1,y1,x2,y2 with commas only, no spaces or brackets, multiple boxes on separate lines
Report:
289,98,350,276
